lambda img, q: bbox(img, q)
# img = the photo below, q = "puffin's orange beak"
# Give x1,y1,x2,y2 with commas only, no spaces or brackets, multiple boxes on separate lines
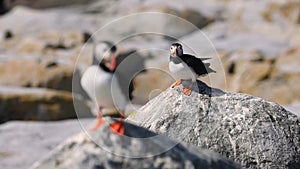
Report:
108,55,117,71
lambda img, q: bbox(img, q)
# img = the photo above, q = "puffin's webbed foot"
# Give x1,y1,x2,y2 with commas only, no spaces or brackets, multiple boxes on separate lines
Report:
110,119,124,135
183,82,194,96
110,113,124,135
90,116,105,131
90,107,105,131
183,87,192,96
171,79,182,88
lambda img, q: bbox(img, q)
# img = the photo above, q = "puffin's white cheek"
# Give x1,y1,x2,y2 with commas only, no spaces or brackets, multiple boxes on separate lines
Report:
170,48,175,54
103,52,111,61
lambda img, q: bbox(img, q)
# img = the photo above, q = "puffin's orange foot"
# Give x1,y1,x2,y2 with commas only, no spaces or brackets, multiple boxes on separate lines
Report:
183,87,192,96
90,117,105,131
172,79,182,88
110,120,124,135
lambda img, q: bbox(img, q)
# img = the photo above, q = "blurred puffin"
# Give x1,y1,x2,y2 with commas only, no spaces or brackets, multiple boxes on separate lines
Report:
81,41,132,135
169,43,215,96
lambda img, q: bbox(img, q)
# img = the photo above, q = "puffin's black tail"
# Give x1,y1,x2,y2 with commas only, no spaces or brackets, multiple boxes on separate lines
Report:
204,63,216,74
201,57,212,61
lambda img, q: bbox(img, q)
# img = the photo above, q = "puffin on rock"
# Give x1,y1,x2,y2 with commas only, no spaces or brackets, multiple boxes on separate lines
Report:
80,41,131,135
169,43,215,96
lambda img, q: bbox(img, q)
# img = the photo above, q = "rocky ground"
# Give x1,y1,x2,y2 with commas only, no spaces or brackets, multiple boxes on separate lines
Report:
128,80,300,169
0,0,300,169
29,121,241,169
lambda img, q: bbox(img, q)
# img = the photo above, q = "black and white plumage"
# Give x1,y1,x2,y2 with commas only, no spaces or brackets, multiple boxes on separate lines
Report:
80,64,127,116
169,43,215,96
92,41,147,101
80,41,130,134
82,41,129,113
80,41,147,134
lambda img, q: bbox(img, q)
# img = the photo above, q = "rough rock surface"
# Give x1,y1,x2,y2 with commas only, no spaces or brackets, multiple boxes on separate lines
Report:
30,121,241,169
0,119,92,169
128,80,300,169
0,86,91,123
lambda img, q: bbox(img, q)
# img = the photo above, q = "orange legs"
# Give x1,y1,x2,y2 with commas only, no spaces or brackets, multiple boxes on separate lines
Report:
110,114,125,135
183,87,192,96
90,107,125,135
171,79,182,88
108,55,117,71
90,107,105,131
183,82,194,96
171,79,194,96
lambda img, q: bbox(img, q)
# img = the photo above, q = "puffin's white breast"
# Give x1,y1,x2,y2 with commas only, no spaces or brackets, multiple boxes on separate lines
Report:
80,66,127,112
169,60,196,81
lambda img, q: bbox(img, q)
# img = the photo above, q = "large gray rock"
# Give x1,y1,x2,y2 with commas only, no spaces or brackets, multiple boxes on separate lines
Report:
128,80,300,169
30,121,240,169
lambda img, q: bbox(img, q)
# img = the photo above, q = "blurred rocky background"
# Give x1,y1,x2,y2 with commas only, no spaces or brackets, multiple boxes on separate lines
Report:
0,0,299,169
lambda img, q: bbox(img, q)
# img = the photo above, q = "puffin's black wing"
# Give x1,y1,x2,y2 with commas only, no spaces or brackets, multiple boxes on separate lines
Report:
116,50,136,67
179,54,213,76
115,49,147,101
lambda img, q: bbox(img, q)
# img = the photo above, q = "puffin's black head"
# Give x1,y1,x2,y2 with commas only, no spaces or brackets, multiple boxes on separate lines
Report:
93,41,117,65
101,41,117,53
170,43,183,57
92,41,118,72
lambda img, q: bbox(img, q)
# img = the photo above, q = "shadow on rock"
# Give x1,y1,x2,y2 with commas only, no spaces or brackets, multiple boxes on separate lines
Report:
181,79,225,97
30,120,241,169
